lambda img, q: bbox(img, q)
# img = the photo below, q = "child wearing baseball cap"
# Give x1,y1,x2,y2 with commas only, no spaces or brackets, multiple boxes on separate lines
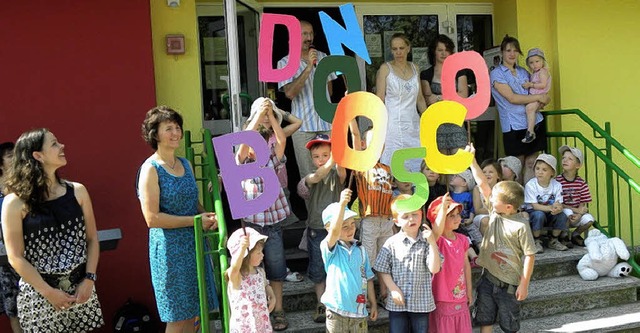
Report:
427,194,473,332
226,227,275,332
524,154,569,253
320,189,377,332
555,145,594,246
296,133,347,322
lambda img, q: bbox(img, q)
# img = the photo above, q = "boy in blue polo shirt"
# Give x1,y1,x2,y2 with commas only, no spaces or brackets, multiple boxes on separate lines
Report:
321,188,378,332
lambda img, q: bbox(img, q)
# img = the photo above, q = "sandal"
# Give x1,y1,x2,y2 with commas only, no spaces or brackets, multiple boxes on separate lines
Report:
272,310,288,331
285,268,304,282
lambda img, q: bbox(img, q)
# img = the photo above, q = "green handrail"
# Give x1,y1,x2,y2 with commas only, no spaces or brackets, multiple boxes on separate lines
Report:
186,129,230,333
545,110,640,276
545,109,640,169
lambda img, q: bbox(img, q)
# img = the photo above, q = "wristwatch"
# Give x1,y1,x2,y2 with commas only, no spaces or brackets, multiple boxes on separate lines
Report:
85,272,97,282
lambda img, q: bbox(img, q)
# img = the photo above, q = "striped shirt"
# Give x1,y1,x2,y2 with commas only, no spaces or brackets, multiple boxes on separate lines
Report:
490,64,543,132
277,51,337,132
355,162,393,218
373,231,436,313
555,174,592,208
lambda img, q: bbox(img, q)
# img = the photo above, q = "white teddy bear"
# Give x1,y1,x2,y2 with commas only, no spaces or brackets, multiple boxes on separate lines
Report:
577,229,632,281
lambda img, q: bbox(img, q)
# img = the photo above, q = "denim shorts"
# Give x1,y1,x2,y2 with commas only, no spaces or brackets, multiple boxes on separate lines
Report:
307,227,328,284
245,222,287,281
474,275,521,333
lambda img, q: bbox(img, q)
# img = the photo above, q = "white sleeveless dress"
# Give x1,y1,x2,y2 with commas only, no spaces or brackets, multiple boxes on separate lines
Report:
380,62,423,172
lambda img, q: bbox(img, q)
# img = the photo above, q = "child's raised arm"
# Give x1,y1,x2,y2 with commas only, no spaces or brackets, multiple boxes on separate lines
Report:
349,119,362,151
467,144,491,203
326,189,352,249
431,193,452,239
280,111,302,138
269,109,287,161
305,154,336,185
236,102,268,163
227,234,249,290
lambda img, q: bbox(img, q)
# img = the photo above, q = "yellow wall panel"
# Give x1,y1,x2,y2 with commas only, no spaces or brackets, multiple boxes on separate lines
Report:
150,0,203,143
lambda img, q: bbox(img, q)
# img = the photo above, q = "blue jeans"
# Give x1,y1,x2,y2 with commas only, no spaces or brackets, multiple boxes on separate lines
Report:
388,311,429,333
528,210,568,233
245,222,287,281
474,276,520,333
307,227,328,283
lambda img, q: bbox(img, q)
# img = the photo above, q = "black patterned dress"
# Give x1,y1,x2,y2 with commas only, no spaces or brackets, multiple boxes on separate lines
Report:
17,182,104,332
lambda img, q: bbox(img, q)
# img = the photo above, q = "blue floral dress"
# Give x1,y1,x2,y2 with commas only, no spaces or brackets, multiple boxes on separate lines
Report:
147,157,218,322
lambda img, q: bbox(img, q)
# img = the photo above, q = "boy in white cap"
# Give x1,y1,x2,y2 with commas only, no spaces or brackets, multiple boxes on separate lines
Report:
555,145,594,246
522,48,551,143
524,153,568,252
498,156,523,184
321,189,378,332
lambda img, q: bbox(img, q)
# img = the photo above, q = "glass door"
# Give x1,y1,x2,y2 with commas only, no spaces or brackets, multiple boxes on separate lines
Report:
451,4,495,160
355,4,448,94
197,1,261,135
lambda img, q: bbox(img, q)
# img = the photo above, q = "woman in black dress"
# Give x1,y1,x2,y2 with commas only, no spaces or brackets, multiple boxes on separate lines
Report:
1,129,103,332
420,34,469,153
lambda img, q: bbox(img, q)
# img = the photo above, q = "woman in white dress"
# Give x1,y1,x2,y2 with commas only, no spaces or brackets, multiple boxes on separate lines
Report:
376,33,428,172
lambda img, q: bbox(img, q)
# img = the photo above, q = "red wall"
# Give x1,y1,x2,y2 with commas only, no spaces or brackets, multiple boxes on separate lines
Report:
1,2,157,331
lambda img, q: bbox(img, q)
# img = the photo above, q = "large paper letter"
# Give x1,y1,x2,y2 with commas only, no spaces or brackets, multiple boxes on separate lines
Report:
313,56,362,123
318,3,371,64
332,91,387,171
390,148,429,213
212,131,280,220
441,51,491,120
420,101,474,174
258,14,301,82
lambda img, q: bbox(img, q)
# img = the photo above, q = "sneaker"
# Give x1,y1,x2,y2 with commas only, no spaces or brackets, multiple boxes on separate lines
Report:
312,303,326,323
522,131,536,143
560,236,574,249
572,234,585,247
534,239,544,254
548,238,568,251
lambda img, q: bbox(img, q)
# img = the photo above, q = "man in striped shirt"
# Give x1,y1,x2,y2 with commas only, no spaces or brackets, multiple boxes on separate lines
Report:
555,145,594,246
277,20,338,179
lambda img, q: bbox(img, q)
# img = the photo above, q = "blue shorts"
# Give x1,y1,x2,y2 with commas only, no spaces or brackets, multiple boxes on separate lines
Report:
307,227,328,284
245,222,287,281
474,275,521,333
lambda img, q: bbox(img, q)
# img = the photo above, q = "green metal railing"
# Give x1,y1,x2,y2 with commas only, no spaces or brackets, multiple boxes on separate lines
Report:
545,109,640,276
186,129,230,333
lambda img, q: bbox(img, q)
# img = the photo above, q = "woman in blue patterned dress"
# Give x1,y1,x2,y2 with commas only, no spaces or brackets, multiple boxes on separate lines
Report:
2,129,104,332
138,106,219,333
0,141,23,333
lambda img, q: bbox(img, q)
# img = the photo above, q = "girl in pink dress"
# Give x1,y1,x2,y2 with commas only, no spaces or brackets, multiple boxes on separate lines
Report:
226,227,277,333
427,194,473,333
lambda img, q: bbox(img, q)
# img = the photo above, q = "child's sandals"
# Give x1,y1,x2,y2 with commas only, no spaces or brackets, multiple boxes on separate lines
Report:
272,310,288,331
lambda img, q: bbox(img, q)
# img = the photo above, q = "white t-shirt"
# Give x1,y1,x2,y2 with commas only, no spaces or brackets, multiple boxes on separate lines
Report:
524,178,563,209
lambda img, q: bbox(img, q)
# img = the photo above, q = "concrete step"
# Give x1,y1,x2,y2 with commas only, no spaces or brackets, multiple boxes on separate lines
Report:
281,275,640,333
281,247,590,313
477,301,640,333
279,308,390,333
521,275,640,320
